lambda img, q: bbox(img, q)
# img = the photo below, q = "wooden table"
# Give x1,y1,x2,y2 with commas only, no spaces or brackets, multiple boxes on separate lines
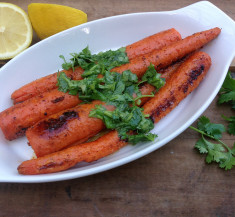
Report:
0,1,234,216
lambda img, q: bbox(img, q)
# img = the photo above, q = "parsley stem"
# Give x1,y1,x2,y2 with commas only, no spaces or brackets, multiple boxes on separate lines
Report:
134,94,154,101
189,126,231,152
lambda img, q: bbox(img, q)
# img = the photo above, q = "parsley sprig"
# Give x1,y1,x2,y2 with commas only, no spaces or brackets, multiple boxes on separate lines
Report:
190,116,235,170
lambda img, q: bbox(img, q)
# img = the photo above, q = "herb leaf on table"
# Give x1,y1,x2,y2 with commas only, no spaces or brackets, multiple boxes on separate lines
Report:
190,116,235,170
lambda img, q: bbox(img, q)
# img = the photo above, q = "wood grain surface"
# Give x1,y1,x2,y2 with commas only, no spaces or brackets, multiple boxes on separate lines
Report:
0,0,234,217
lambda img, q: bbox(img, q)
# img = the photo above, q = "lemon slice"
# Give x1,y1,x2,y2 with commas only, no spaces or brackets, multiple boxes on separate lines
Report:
28,3,87,40
0,3,32,60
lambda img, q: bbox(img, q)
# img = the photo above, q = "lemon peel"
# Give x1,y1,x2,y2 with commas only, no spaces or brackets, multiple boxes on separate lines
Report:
28,3,87,40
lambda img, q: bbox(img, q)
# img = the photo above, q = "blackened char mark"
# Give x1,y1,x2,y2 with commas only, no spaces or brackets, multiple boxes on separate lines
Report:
150,95,176,121
39,159,73,170
37,111,79,133
16,127,28,138
51,96,65,103
179,64,205,94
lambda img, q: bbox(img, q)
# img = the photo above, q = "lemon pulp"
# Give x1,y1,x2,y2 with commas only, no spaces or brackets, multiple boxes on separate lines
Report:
0,3,32,60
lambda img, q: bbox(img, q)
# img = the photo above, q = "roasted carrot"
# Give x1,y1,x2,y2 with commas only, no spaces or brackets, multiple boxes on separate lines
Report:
2,55,183,141
126,28,181,60
11,67,84,104
18,130,126,175
0,89,81,140
25,56,193,157
18,51,212,175
11,28,181,104
112,27,220,77
26,82,156,157
142,51,211,121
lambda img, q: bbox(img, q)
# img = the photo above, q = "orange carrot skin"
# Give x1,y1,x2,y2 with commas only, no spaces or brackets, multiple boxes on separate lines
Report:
26,81,157,157
0,89,81,140
26,100,115,157
2,59,178,141
143,51,211,122
11,67,84,104
18,130,126,175
11,29,182,104
126,28,181,60
112,27,220,78
18,51,212,175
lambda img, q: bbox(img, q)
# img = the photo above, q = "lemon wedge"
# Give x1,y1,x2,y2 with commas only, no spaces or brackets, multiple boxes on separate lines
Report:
0,3,33,60
28,3,87,40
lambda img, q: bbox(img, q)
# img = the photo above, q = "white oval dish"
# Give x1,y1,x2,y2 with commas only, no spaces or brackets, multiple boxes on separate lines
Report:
0,1,235,183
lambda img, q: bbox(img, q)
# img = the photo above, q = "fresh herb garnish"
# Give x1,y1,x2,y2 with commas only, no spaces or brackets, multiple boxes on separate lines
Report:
142,63,165,89
222,115,235,136
59,46,129,72
57,47,165,144
218,71,235,110
89,104,156,144
217,71,235,135
190,116,235,170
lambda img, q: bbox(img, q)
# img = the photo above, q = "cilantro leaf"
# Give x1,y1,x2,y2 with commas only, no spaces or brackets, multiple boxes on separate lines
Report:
218,71,235,109
197,116,225,139
94,47,129,70
142,63,165,89
57,47,164,145
190,116,235,170
222,115,235,136
60,46,129,72
90,105,156,144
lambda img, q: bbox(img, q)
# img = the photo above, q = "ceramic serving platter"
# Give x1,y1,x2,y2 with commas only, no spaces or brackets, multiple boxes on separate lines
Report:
0,1,234,183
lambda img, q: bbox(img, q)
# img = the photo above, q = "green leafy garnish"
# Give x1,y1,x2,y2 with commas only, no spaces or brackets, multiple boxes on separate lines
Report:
190,116,235,170
59,46,129,72
222,115,235,136
217,71,235,134
59,47,94,71
57,46,165,144
89,105,157,144
218,71,235,109
142,63,165,89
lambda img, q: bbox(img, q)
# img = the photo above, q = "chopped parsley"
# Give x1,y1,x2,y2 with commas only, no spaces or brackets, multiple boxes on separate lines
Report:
59,46,129,72
57,47,165,144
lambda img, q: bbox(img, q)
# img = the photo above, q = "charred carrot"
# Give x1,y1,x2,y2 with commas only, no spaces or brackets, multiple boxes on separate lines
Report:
18,51,212,175
3,56,182,141
126,28,181,60
25,58,186,157
112,27,220,77
0,89,81,140
18,130,126,175
11,28,181,104
26,82,156,157
142,51,211,121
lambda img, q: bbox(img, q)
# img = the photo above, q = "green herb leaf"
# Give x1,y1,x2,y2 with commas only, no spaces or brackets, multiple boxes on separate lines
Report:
218,71,235,109
190,116,235,170
94,47,129,70
142,63,165,89
197,116,225,139
222,115,235,136
90,105,156,144
57,47,164,145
